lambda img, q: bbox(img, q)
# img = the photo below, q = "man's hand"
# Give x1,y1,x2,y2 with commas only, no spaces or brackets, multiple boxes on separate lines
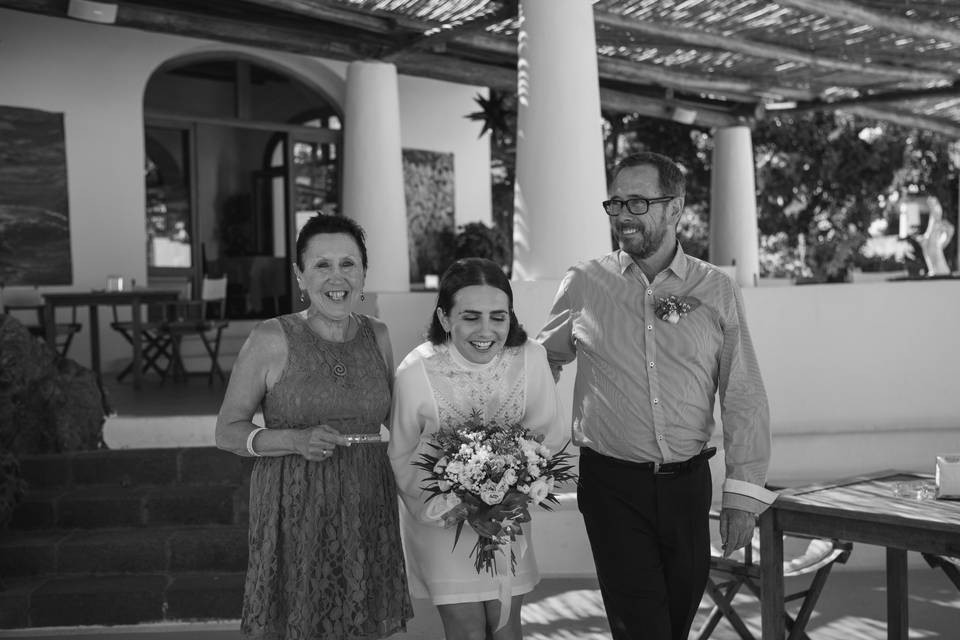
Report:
719,507,756,558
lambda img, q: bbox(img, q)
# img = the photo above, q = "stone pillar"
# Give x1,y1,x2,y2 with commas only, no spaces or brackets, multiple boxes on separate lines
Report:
709,125,760,287
342,61,409,292
512,0,609,280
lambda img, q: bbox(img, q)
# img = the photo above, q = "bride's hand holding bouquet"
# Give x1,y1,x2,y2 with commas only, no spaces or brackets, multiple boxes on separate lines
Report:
414,410,576,576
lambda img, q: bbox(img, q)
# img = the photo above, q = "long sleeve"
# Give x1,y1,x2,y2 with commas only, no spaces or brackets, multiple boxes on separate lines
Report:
718,282,777,513
537,270,578,373
522,340,568,456
388,348,444,525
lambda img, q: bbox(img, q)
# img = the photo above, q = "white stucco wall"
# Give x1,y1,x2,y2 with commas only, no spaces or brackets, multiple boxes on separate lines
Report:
372,279,960,488
0,8,490,365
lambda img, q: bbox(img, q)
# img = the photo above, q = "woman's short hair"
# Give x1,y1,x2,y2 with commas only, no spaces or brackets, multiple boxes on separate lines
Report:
427,257,527,347
295,214,369,271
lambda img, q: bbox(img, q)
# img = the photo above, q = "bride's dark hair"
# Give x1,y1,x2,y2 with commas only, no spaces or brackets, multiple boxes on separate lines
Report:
427,258,527,346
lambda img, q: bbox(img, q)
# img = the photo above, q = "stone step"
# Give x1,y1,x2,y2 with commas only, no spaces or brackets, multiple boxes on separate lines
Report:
17,447,251,490
0,572,244,629
7,483,249,531
0,525,248,578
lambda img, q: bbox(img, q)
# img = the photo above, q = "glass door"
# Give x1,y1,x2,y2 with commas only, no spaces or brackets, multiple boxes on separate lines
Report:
285,129,342,312
144,124,195,293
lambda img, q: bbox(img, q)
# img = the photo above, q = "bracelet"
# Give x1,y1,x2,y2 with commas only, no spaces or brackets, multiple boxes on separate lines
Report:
246,427,267,457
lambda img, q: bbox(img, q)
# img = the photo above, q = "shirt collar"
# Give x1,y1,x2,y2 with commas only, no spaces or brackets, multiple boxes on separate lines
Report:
616,242,690,279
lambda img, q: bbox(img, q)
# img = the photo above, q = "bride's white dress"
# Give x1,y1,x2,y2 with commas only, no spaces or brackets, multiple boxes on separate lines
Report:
388,339,566,604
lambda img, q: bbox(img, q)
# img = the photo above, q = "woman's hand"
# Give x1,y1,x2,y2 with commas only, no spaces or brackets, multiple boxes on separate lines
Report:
297,425,350,462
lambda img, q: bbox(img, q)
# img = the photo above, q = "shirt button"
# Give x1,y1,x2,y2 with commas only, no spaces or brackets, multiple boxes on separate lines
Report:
647,324,653,331
657,434,664,441
646,289,653,295
649,362,655,368
653,398,659,404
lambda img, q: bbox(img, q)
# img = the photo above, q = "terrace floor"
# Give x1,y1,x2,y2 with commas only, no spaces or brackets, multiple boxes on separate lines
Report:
26,375,955,639
0,569,957,639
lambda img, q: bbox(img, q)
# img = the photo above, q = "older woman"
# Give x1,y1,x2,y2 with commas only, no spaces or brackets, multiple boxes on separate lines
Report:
216,214,412,639
388,258,567,640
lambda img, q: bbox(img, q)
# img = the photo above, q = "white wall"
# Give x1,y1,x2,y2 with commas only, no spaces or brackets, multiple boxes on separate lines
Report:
368,279,960,487
0,8,490,370
398,77,492,227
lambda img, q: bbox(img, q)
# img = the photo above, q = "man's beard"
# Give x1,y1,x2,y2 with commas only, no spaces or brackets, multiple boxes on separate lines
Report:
618,222,666,260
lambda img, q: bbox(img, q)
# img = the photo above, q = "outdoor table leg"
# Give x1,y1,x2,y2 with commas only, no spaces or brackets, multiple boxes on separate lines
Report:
760,509,785,640
887,547,908,640
43,300,55,347
130,298,143,390
87,304,101,381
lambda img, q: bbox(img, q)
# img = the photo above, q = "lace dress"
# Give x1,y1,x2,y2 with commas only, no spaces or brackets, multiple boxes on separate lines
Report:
388,339,566,605
242,313,413,639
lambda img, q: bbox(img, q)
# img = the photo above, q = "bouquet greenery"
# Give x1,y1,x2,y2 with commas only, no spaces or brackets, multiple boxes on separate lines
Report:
414,410,576,575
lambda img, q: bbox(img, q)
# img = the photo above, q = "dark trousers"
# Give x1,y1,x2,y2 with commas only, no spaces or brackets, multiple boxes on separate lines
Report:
577,448,713,640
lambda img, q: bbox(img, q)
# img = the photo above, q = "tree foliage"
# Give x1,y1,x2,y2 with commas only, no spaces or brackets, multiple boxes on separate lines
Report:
469,92,959,281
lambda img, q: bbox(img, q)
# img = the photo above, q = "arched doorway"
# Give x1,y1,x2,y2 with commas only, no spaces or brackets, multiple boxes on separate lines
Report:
143,57,342,318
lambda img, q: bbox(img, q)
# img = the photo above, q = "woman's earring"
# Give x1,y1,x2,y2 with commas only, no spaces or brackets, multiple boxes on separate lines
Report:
360,290,365,302
299,289,306,303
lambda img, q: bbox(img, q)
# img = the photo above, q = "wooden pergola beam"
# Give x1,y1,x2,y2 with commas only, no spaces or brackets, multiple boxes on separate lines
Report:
392,51,741,126
240,0,421,32
842,106,960,138
593,11,954,84
451,32,813,103
380,0,518,61
776,0,960,47
787,83,960,112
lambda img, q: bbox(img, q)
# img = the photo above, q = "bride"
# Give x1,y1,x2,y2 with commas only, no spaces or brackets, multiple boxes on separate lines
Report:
388,257,568,640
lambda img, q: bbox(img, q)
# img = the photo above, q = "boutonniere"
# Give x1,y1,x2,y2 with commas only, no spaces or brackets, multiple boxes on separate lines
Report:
655,295,701,324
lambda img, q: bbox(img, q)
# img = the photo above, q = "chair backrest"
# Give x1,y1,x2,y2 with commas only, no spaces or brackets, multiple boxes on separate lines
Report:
200,276,228,320
1,286,44,308
0,286,44,324
200,276,227,301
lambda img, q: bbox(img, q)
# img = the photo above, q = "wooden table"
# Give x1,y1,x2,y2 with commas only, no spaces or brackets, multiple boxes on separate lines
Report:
43,289,180,390
760,470,960,640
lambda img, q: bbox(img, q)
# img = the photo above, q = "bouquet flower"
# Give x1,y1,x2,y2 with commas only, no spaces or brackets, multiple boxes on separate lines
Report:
414,410,576,576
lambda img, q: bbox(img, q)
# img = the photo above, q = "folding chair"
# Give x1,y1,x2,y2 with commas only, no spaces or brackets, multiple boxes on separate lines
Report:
922,553,960,590
0,285,82,357
109,297,175,382
693,512,853,640
161,275,229,385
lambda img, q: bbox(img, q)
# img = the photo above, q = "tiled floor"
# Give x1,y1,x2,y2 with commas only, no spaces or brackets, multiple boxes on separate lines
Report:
0,568,957,639
80,379,960,639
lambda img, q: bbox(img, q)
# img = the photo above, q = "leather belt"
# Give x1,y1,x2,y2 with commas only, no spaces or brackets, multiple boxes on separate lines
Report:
581,446,717,477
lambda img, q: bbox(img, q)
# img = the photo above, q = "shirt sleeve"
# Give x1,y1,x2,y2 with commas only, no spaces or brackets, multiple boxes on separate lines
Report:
717,281,777,514
537,269,579,375
387,351,445,526
522,340,570,456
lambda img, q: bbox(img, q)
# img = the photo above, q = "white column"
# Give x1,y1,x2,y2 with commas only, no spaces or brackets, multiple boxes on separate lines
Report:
710,125,760,287
512,0,609,280
342,61,409,292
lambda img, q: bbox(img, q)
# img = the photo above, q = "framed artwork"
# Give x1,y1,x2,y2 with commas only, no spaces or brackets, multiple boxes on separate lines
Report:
402,148,455,285
0,105,72,285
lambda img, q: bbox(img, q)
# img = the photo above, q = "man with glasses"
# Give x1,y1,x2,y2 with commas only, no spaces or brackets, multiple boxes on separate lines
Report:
537,151,773,640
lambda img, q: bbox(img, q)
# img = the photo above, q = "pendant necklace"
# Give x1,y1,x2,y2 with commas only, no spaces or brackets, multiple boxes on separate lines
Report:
323,315,353,380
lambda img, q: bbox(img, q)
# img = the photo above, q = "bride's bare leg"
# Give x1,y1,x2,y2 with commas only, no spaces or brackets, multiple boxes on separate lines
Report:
438,601,487,640
484,595,524,640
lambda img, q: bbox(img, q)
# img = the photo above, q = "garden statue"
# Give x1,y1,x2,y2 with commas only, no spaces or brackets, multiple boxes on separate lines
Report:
918,196,955,276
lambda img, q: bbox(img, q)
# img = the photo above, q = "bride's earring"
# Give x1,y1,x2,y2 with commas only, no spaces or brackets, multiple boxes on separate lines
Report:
360,290,365,302
299,289,306,302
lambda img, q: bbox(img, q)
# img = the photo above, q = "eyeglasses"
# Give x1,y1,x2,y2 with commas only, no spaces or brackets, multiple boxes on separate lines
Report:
602,196,675,216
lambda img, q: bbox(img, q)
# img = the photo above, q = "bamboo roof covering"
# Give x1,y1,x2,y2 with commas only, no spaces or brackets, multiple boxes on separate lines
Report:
6,0,960,135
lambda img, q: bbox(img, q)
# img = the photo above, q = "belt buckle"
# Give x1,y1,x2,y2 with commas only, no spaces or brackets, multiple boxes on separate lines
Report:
653,462,677,477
